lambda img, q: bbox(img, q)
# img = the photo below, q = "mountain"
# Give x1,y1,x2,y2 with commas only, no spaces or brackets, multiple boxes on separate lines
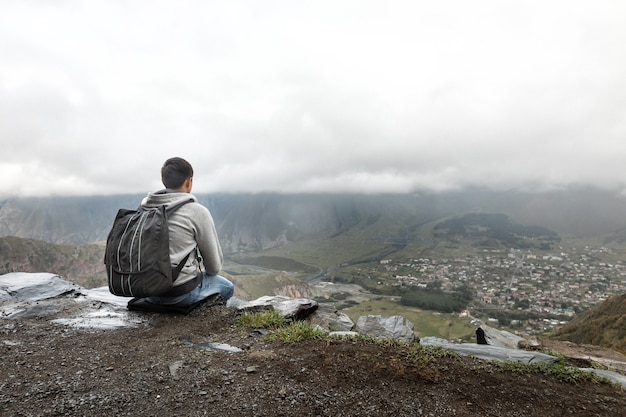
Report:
3,187,626,252
0,236,106,288
0,194,141,244
205,193,451,254
433,212,559,249
552,293,626,354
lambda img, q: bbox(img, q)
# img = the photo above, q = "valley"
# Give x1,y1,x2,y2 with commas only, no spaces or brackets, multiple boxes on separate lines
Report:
2,190,626,349
230,234,626,344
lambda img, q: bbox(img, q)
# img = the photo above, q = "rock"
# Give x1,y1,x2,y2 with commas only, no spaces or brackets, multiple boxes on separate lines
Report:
169,361,184,379
178,337,243,353
0,272,81,302
198,342,243,353
1,272,146,330
81,286,131,308
472,320,525,349
51,309,144,330
420,337,559,364
307,303,354,332
328,331,360,339
5,303,63,319
231,295,319,320
518,337,542,351
580,368,626,389
355,315,418,343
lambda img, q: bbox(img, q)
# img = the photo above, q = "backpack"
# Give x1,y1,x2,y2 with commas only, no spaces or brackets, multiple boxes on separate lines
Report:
104,198,201,298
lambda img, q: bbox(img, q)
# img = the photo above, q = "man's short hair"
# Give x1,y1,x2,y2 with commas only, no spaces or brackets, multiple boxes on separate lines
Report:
161,157,194,189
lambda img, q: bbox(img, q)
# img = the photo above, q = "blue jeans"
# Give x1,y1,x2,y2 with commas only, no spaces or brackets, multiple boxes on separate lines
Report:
146,273,234,307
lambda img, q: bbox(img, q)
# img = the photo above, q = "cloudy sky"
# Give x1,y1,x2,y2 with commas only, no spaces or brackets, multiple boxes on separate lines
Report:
1,0,625,197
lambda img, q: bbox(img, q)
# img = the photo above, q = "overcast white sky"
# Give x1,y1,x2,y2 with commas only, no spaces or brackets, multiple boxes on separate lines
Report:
1,0,625,197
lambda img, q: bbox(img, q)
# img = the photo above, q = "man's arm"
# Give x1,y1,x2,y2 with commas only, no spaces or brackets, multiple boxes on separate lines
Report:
193,205,224,275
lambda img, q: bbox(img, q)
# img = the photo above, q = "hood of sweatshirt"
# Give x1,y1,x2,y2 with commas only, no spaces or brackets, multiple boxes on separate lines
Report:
140,189,197,209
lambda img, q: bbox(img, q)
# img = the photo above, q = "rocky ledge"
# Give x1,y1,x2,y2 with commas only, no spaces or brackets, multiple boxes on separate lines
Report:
1,273,626,417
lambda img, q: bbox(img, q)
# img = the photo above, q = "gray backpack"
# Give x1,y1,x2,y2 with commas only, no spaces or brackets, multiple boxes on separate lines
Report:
104,199,200,298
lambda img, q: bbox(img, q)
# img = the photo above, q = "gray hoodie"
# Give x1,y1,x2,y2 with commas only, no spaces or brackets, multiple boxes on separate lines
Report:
141,190,223,287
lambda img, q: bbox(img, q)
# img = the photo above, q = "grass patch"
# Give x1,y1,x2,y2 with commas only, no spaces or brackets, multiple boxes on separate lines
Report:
237,311,327,343
268,320,328,344
236,310,287,329
494,359,612,385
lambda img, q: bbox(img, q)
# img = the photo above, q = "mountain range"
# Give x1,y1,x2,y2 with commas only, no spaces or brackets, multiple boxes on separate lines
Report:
2,187,626,252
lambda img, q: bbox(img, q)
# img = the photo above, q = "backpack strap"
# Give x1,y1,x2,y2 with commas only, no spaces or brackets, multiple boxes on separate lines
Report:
161,270,203,297
147,248,200,298
172,250,192,281
165,197,197,281
164,198,195,215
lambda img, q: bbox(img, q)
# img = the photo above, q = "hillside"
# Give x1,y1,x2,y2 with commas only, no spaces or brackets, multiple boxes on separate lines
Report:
0,236,106,287
433,212,559,249
552,293,626,353
2,302,625,417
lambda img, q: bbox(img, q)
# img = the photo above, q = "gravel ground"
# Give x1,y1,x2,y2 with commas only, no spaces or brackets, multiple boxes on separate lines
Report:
1,303,625,417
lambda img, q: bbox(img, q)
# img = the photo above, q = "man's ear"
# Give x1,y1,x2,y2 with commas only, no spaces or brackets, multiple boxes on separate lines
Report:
184,177,193,193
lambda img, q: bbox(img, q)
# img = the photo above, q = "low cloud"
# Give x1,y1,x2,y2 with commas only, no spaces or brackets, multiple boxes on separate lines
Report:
1,1,625,197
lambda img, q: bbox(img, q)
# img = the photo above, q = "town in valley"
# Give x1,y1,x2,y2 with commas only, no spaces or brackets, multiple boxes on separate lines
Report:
339,241,626,337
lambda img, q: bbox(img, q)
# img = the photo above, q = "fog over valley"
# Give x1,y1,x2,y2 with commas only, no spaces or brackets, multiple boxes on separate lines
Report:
3,188,626,247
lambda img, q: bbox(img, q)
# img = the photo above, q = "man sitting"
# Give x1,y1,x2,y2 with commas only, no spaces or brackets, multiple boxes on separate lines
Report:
128,157,234,313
